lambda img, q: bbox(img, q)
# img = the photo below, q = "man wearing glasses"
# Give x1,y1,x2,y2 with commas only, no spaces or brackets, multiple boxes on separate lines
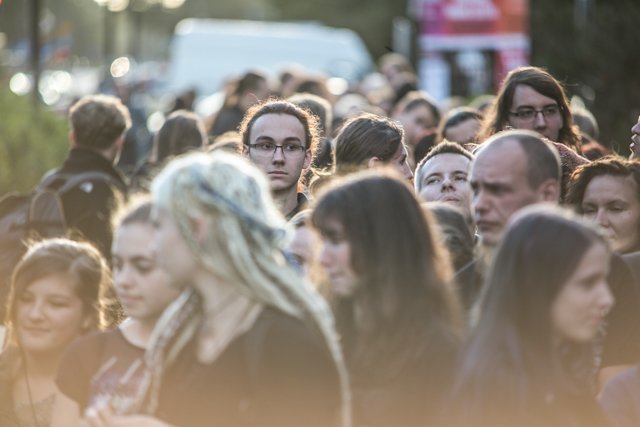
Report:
240,100,319,219
478,66,587,197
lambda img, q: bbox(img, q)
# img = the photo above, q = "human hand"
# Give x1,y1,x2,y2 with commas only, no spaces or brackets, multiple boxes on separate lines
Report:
83,401,175,427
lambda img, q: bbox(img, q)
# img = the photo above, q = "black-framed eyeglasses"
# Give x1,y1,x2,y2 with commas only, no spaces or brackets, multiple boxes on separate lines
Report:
509,104,561,121
248,142,307,158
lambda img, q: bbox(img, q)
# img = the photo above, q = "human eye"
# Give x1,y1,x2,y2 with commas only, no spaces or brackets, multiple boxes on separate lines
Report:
425,176,441,185
543,105,560,116
454,173,467,182
284,143,303,153
48,297,71,308
134,259,155,274
609,203,626,213
515,108,535,119
255,142,274,152
18,291,34,303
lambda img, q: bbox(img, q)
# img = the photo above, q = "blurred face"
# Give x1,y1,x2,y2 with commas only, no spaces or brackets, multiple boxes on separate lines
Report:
444,117,481,144
113,223,181,323
418,153,471,213
395,104,437,146
581,174,640,253
551,242,613,343
151,205,198,288
508,85,563,142
471,143,545,247
318,219,359,298
384,143,414,181
15,274,88,357
287,224,319,278
244,113,312,195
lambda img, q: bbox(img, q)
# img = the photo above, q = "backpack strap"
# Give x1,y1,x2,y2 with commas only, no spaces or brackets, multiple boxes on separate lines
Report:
39,170,125,195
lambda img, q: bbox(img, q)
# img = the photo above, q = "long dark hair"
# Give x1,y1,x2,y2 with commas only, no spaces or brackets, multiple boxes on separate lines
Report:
479,66,580,150
333,113,405,176
311,170,462,383
454,205,608,422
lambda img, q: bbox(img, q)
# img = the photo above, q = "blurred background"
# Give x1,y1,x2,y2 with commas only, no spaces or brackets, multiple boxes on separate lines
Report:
0,0,638,193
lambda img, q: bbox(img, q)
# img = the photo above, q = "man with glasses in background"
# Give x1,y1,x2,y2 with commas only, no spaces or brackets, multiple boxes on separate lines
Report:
240,100,320,219
478,66,587,197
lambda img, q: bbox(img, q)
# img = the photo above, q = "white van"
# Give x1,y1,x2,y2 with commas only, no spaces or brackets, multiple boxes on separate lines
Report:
163,18,374,97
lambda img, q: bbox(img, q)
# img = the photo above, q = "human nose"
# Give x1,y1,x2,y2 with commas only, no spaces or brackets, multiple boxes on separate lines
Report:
402,162,413,181
533,110,547,127
594,208,611,228
472,188,488,214
271,146,286,162
27,299,46,321
318,242,333,269
114,265,134,290
598,282,615,314
632,121,640,135
442,175,454,190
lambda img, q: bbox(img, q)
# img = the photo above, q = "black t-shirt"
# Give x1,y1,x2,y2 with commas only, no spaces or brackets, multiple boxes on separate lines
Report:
601,254,640,367
56,328,145,413
149,308,342,427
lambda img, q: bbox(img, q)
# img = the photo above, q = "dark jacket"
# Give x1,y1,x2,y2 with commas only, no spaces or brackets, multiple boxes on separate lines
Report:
53,147,128,262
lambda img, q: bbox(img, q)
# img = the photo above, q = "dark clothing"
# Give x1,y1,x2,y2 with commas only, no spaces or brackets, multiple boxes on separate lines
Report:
285,192,309,221
56,328,145,413
600,366,640,427
54,147,128,261
152,307,342,427
622,250,640,284
350,345,458,427
601,255,640,367
450,382,610,427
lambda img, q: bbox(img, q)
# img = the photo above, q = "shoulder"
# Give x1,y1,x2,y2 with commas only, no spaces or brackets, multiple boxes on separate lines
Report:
243,308,335,373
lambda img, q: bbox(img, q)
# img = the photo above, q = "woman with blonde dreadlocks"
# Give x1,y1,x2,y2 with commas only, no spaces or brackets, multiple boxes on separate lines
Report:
81,151,350,427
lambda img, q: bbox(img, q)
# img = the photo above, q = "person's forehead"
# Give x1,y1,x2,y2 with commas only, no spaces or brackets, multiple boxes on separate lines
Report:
251,113,305,138
511,84,558,107
422,152,471,175
472,142,527,180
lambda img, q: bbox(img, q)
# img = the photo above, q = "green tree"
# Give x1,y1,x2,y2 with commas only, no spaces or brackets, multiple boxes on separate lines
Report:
0,88,69,195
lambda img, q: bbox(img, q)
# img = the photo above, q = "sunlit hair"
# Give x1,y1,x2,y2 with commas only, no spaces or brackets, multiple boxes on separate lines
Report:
152,110,206,163
333,113,405,175
436,106,483,144
566,155,640,213
238,99,321,153
4,238,110,349
454,205,608,422
478,66,580,150
414,141,474,193
113,196,153,229
393,90,441,129
311,170,463,385
139,152,349,423
69,94,132,150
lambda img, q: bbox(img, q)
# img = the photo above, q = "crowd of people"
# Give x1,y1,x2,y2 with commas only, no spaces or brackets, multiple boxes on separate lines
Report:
1,52,640,427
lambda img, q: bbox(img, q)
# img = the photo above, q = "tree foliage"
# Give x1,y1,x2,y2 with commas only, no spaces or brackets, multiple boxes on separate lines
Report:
531,0,640,153
0,88,69,195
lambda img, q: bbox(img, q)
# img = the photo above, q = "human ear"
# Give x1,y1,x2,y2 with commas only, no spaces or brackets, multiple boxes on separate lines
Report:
302,148,312,170
367,157,382,169
538,179,561,203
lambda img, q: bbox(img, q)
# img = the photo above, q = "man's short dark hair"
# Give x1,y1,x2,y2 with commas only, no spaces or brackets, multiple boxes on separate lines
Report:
69,95,131,150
